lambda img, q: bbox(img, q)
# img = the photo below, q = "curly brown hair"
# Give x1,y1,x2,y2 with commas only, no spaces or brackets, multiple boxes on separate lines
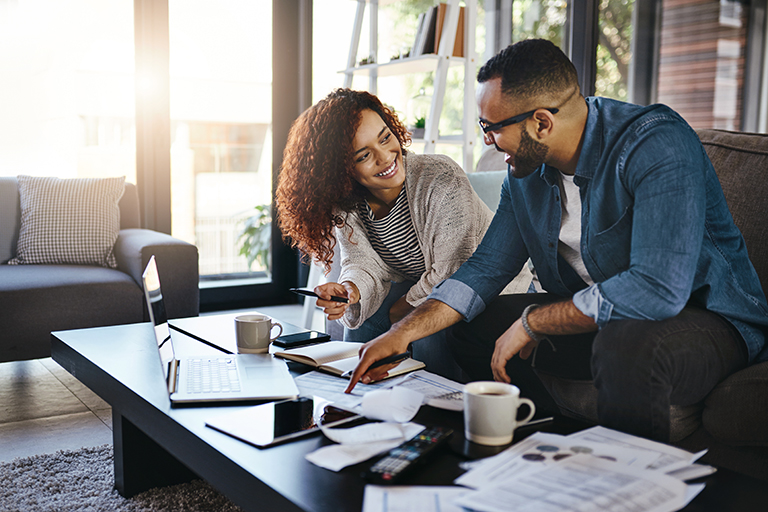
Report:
276,89,411,273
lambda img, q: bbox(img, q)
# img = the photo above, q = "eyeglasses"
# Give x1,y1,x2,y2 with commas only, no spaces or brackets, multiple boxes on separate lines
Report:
478,108,559,134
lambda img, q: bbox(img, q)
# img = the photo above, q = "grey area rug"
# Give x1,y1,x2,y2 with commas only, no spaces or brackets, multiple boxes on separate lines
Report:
0,445,244,512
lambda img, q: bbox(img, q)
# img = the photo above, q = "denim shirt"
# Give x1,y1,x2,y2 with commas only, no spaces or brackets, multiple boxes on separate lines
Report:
431,97,768,363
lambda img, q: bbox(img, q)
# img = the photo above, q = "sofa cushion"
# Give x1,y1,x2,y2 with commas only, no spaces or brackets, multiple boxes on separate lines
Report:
702,361,768,446
697,129,768,294
466,170,506,213
7,175,125,268
0,264,144,362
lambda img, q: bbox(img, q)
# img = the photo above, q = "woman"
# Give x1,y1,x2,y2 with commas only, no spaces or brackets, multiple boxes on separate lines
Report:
276,88,513,380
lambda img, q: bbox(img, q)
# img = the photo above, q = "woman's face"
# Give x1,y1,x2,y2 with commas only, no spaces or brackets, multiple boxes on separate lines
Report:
350,109,405,201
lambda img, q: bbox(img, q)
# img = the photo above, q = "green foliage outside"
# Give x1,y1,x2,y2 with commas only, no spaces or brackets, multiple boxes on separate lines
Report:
512,0,568,47
596,0,634,101
512,0,634,101
236,204,272,273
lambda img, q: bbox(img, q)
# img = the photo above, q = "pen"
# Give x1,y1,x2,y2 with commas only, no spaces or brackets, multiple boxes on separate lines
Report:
341,352,410,378
369,351,410,369
289,288,349,304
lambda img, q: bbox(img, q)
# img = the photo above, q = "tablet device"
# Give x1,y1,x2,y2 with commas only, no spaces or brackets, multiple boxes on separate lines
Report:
273,331,331,348
205,396,362,447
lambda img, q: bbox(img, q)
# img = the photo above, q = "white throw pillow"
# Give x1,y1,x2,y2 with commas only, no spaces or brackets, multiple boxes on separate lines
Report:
7,175,126,268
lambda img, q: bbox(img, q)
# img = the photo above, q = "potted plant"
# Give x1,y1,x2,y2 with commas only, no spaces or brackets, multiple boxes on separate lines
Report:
236,204,272,273
411,117,426,139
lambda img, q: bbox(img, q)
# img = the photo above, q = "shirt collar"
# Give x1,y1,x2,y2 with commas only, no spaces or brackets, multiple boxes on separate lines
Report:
573,97,601,180
536,97,598,186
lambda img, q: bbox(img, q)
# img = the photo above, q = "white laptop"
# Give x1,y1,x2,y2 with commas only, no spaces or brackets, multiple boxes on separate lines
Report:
142,255,299,405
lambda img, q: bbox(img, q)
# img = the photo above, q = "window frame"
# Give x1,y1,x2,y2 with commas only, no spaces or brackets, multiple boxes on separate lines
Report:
133,0,311,312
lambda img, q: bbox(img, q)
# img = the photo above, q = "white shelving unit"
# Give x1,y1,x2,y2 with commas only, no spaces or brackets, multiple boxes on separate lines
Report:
340,0,478,172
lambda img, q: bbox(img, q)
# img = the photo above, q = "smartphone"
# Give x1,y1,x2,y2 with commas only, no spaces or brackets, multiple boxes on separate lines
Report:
272,330,331,348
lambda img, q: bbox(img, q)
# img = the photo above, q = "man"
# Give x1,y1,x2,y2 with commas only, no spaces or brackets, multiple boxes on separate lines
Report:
345,39,768,442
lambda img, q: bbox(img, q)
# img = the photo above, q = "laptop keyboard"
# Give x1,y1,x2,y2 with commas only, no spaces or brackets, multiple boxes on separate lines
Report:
187,358,242,393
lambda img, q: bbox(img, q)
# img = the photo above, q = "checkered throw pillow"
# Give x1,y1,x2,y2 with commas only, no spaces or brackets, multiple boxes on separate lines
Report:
7,175,126,268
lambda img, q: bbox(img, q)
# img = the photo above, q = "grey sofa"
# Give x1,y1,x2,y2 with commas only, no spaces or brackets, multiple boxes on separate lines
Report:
469,129,768,478
0,178,200,363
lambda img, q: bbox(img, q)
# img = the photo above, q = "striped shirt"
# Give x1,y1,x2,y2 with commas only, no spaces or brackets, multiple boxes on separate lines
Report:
359,187,426,281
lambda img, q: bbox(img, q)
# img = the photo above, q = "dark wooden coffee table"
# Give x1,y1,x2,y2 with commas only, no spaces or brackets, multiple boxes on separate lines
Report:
51,314,767,511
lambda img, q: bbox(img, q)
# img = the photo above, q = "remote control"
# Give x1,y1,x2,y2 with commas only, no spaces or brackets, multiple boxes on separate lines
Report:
363,426,453,484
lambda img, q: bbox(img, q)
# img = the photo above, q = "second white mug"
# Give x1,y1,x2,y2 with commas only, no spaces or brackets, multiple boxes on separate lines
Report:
463,381,536,446
234,314,283,354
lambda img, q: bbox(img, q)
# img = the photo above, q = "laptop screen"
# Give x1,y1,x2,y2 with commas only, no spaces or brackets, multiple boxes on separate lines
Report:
142,255,176,380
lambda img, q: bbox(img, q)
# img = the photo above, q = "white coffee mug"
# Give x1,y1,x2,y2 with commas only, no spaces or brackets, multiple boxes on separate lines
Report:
463,381,536,446
234,314,283,354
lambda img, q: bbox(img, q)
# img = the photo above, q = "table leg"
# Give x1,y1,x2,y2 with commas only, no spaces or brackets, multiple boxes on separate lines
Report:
113,409,198,497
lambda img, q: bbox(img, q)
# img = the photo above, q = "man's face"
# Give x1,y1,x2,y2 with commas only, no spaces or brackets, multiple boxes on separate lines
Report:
477,78,549,179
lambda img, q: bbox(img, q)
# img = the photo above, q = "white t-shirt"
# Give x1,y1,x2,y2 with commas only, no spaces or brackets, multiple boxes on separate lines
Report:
531,172,593,291
558,173,593,286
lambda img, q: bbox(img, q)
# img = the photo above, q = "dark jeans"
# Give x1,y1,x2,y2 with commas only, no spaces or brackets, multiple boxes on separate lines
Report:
447,293,748,442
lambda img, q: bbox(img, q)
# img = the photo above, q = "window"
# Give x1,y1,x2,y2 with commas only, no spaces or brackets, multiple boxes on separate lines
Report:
655,0,751,130
596,0,635,101
1,0,304,310
0,0,136,181
512,0,568,48
169,0,274,281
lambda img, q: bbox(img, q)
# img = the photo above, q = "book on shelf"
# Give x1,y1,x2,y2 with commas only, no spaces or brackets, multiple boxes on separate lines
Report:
411,12,426,58
413,5,438,56
434,2,465,57
274,341,425,378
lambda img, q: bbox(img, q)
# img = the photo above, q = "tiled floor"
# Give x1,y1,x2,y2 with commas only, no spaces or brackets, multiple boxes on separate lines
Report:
0,304,315,463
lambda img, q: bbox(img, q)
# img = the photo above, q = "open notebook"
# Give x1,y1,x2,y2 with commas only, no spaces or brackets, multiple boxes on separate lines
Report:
274,341,425,378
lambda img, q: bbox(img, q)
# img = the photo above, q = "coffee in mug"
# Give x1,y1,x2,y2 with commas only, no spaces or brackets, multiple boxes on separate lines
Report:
463,381,536,446
234,314,283,354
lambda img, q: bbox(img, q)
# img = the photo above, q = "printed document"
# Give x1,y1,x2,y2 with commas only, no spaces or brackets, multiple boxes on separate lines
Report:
293,370,400,411
565,426,706,473
397,370,465,410
455,431,657,490
454,454,701,512
362,485,470,512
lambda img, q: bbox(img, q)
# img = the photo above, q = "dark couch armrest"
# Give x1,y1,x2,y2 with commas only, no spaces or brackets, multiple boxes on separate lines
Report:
115,228,200,319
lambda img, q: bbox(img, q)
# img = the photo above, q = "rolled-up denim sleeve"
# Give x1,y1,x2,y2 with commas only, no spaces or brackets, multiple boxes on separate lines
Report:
428,278,487,321
572,284,614,328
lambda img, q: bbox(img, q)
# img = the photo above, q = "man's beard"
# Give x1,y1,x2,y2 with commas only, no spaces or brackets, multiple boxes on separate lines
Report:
511,128,548,179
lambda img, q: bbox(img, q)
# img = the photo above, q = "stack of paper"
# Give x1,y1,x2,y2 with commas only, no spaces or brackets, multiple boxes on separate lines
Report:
451,427,708,512
362,426,712,512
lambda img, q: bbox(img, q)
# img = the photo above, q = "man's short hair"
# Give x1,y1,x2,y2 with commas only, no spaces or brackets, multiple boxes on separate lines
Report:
478,39,579,101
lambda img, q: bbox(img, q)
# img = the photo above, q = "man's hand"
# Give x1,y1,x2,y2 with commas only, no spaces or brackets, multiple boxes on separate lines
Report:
491,300,598,382
344,333,410,393
490,318,539,383
315,281,359,321
344,299,463,393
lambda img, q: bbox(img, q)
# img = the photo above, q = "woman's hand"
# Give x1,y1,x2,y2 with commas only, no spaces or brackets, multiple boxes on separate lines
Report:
388,296,414,324
314,281,360,321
